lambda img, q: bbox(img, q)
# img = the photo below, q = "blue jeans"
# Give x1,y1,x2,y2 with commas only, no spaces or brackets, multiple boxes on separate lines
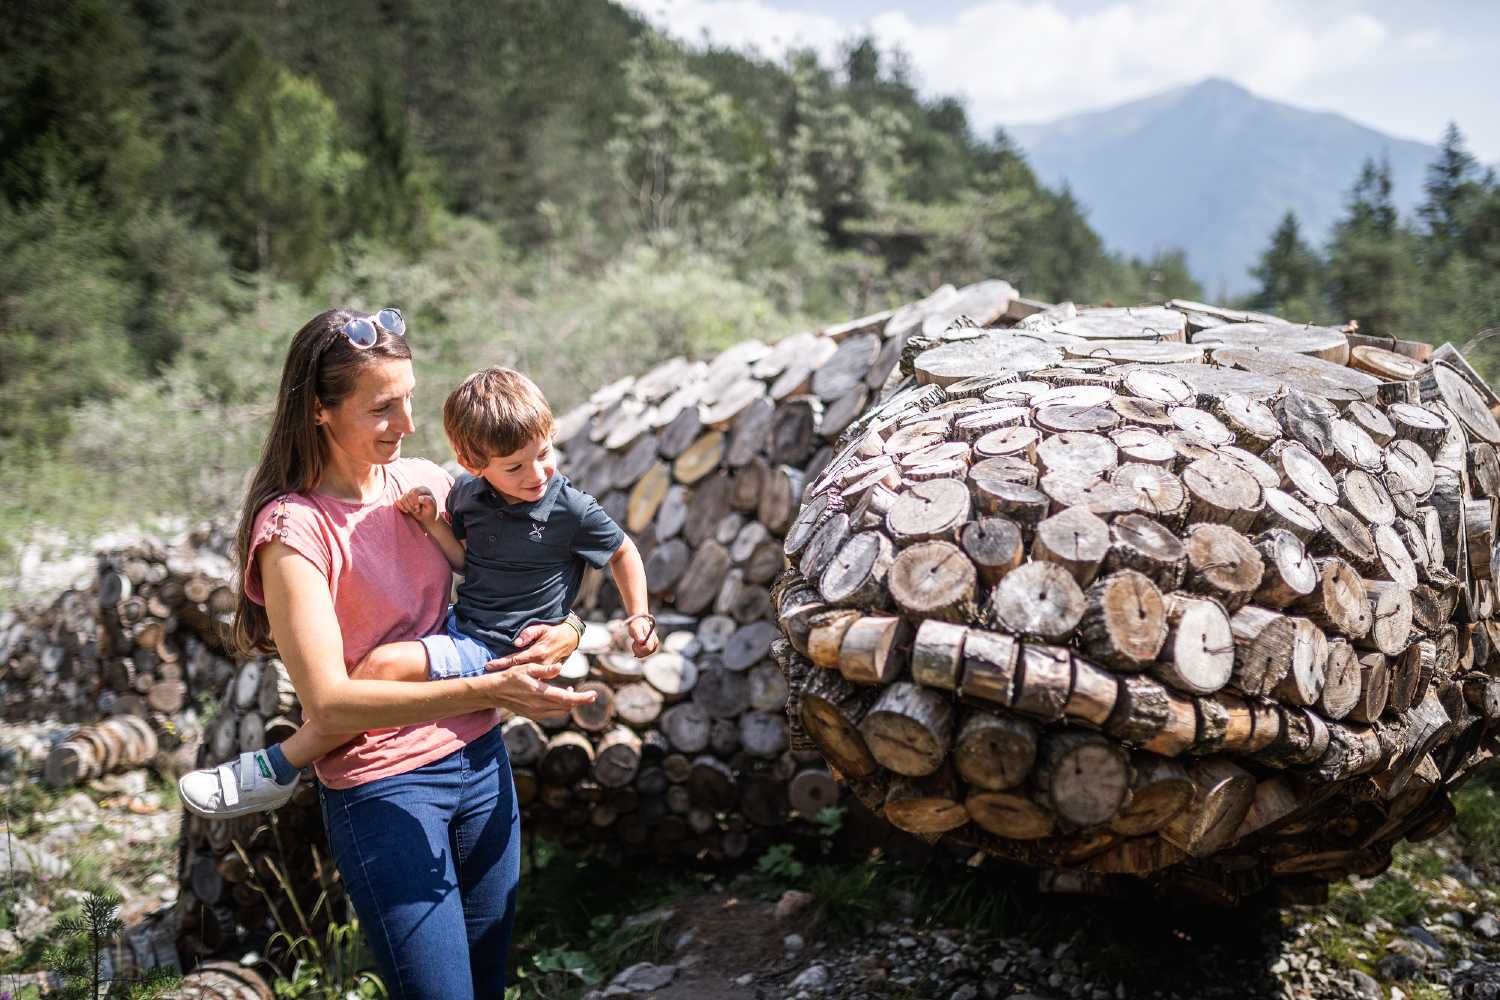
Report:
419,608,517,680
318,725,520,999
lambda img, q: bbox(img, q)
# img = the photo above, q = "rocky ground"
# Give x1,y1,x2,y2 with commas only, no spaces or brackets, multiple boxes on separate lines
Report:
0,721,182,993
0,715,1496,1000
569,773,1500,1000
583,862,1500,1000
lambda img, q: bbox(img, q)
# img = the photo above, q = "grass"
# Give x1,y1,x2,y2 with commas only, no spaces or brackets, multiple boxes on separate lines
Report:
1454,775,1500,862
1328,867,1428,927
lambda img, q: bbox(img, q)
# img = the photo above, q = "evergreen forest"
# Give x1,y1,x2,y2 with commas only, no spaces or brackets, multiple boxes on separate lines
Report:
2,0,1496,589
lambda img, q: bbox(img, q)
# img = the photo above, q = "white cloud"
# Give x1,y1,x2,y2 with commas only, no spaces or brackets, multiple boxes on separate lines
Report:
618,0,1468,141
618,0,848,59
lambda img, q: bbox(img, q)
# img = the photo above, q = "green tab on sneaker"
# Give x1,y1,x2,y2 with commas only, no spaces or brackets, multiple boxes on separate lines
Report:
255,752,274,781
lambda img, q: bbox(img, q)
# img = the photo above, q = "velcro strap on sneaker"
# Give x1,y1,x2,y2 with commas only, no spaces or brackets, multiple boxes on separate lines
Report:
239,750,269,791
218,763,240,807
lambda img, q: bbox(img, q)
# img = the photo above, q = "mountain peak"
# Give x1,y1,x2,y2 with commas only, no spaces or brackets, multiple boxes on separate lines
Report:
1189,76,1251,98
1007,83,1438,294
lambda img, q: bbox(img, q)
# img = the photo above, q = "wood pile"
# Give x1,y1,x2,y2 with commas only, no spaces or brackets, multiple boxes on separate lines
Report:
772,294,1500,903
0,533,242,785
522,288,1031,855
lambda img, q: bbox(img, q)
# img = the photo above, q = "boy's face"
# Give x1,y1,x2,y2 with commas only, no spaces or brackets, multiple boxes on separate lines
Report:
465,434,556,504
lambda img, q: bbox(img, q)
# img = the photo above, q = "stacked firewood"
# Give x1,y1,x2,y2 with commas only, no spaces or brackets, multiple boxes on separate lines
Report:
0,534,241,785
773,296,1500,903
504,616,840,859
530,282,1037,856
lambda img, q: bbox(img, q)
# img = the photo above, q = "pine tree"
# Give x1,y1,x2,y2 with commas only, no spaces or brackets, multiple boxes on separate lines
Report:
0,0,164,210
1250,211,1322,313
205,36,364,283
1326,158,1415,337
1419,122,1481,260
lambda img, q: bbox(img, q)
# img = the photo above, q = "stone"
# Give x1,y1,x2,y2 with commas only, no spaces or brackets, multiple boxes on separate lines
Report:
1378,954,1422,981
1453,961,1500,1000
784,933,805,956
790,964,829,991
1447,863,1482,889
953,986,979,1000
609,962,677,993
674,930,695,952
1401,926,1445,958
623,906,676,929
734,973,754,987
13,896,52,939
776,889,815,921
1349,969,1383,1000
934,933,959,955
1475,914,1500,940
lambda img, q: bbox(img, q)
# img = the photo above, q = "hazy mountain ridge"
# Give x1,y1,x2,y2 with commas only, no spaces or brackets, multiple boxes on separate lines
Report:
1008,78,1440,295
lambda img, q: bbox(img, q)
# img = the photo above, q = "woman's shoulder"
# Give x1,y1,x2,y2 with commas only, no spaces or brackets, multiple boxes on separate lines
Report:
244,491,336,603
252,490,323,530
391,457,455,497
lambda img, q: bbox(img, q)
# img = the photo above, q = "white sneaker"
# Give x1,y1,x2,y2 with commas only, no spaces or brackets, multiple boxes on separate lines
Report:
178,750,297,819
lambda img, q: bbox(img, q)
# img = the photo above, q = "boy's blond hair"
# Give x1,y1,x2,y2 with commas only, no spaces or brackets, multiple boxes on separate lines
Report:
443,366,555,468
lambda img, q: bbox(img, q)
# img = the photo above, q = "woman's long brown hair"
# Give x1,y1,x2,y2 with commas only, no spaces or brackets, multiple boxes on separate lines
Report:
231,308,412,654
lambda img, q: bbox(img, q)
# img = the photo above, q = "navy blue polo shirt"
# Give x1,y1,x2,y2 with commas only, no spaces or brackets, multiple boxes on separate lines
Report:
445,472,625,652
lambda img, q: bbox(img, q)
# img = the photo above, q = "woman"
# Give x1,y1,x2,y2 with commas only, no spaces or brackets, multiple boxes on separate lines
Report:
231,307,595,998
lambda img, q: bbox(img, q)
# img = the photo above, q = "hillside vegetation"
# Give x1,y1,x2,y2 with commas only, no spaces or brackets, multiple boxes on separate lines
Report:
1,1,1496,596
0,0,1202,592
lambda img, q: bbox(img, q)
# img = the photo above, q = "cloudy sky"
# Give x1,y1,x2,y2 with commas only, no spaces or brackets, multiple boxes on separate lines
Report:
619,0,1500,161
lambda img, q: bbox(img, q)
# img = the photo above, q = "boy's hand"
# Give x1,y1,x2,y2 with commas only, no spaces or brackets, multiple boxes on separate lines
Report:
626,614,659,658
397,486,440,527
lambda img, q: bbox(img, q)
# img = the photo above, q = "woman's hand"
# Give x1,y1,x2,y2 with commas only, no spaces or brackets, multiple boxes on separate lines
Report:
482,663,597,721
483,620,581,671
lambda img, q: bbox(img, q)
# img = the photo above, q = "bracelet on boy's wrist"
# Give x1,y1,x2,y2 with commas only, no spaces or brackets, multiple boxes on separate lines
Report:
624,612,657,637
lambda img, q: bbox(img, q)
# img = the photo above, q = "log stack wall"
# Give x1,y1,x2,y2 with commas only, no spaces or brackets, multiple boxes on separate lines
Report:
772,295,1500,903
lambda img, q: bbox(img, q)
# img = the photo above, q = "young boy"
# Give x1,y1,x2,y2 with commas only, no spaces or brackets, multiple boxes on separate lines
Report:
179,366,659,818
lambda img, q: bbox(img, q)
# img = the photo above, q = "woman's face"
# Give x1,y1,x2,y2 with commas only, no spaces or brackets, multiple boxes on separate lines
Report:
317,359,416,467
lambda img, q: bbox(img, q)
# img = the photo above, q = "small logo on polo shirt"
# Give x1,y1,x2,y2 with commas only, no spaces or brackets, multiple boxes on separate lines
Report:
529,523,546,542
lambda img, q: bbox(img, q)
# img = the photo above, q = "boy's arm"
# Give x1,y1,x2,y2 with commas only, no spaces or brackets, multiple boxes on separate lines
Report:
424,518,466,573
609,537,659,655
609,536,648,615
397,486,466,572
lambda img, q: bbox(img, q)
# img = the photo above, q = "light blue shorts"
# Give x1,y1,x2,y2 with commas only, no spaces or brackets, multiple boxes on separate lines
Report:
419,609,516,680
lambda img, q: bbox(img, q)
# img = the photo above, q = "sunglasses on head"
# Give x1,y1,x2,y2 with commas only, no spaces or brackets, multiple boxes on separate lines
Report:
339,307,405,349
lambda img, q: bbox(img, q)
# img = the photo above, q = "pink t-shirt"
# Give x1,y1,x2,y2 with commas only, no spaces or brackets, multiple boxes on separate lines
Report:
244,457,497,789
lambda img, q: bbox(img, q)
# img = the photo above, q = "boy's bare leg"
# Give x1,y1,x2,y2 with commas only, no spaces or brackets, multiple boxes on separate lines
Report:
349,640,433,682
277,641,435,767
277,640,435,767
